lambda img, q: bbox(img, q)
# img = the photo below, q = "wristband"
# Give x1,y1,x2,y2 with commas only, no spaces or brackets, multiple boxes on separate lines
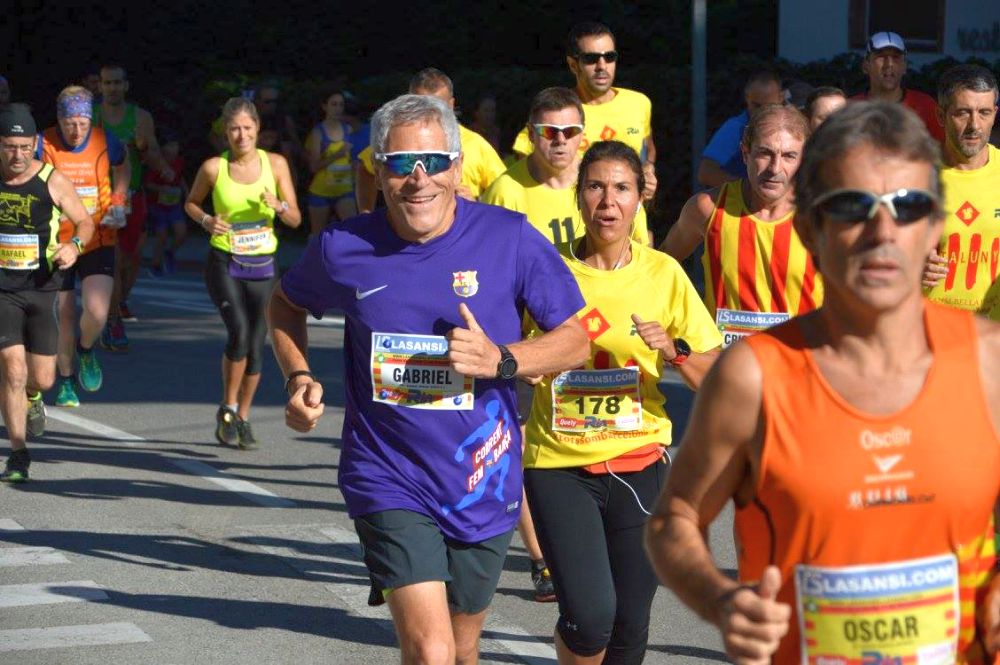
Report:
280,201,289,212
70,236,84,254
110,192,127,206
284,370,315,394
200,213,212,229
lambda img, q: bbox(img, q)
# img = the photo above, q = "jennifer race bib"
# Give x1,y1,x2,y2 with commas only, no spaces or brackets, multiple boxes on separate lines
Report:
0,233,40,270
370,333,474,410
795,554,959,665
716,308,790,348
229,221,273,255
551,368,641,433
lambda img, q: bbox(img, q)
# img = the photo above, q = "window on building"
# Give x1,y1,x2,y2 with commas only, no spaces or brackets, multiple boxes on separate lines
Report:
848,0,945,52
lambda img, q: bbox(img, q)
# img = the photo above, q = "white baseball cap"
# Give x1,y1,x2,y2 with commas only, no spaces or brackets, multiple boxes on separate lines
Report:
867,31,906,54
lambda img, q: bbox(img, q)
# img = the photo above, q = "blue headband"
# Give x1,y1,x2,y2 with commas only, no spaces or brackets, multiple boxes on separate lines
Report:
57,94,92,119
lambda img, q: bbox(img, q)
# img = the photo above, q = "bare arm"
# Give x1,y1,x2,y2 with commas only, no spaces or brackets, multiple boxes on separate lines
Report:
660,190,716,261
110,154,130,199
355,163,378,214
184,158,229,235
447,304,589,379
645,343,790,663
47,168,95,267
697,158,734,189
265,153,302,228
642,135,658,202
268,284,324,432
135,108,172,178
631,313,719,390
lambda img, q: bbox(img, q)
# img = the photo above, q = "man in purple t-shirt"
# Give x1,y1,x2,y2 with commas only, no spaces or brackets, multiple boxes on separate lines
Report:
268,94,589,663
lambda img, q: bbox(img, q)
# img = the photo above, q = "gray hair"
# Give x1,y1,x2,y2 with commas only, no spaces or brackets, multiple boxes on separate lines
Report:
937,63,998,108
794,100,943,231
370,94,461,154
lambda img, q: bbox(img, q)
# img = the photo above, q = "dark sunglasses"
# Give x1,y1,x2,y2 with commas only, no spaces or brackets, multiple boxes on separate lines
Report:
575,50,618,65
532,124,585,140
374,151,460,176
811,188,940,224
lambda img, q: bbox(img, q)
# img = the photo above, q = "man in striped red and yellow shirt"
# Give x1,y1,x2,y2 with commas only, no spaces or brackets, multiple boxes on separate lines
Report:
661,104,822,347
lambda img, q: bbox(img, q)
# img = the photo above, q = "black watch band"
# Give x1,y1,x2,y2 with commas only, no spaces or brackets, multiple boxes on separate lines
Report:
496,344,518,379
284,370,315,394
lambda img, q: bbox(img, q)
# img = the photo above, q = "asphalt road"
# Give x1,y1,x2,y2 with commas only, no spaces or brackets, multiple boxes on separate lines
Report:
0,239,736,664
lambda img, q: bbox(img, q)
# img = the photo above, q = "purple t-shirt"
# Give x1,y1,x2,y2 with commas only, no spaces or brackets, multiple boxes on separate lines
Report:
281,197,585,542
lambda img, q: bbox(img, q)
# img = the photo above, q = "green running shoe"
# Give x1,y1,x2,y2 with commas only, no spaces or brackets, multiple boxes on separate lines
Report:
78,349,103,392
26,393,45,438
55,377,80,408
0,449,30,483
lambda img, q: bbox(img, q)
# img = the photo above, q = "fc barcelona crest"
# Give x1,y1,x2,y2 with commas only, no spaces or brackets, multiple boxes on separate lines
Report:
453,271,479,297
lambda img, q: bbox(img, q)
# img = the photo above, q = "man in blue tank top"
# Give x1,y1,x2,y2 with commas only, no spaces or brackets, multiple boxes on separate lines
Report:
269,94,589,663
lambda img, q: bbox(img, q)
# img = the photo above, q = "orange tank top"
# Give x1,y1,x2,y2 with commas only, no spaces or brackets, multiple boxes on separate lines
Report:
701,181,823,346
41,126,115,252
737,302,999,665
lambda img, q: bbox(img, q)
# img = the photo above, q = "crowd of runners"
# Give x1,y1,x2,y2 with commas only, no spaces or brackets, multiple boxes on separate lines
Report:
1,20,999,665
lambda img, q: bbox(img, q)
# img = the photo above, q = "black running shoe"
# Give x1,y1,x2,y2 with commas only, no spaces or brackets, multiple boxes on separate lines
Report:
215,406,239,446
1,449,31,483
236,418,258,450
531,564,556,602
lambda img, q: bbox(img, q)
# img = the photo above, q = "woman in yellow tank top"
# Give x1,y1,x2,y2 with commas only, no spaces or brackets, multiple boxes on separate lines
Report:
185,97,301,449
304,89,357,234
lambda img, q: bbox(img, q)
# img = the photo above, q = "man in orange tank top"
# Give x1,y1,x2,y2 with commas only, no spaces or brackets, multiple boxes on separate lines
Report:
646,102,1000,665
40,86,129,407
662,105,822,348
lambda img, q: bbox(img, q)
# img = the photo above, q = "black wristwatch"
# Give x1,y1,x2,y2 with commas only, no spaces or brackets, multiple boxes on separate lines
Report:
496,344,518,379
669,338,692,366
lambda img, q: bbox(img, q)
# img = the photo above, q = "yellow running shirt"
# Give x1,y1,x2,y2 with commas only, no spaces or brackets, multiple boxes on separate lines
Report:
480,157,648,245
523,241,722,469
210,149,278,255
359,125,505,199
512,87,652,158
925,144,1000,319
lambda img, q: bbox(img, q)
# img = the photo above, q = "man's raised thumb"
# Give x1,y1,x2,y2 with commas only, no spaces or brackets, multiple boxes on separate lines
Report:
758,565,782,600
459,303,482,332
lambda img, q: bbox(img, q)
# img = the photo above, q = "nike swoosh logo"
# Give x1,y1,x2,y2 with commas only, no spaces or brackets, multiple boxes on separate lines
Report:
873,454,903,474
356,285,388,300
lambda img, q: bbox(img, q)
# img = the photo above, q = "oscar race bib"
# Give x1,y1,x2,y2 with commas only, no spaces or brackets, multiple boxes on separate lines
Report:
0,233,40,270
795,554,959,665
551,368,642,433
229,220,273,255
74,185,99,214
370,333,474,410
716,308,790,348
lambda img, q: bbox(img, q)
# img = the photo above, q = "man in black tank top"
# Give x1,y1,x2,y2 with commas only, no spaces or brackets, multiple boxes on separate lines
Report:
0,105,95,482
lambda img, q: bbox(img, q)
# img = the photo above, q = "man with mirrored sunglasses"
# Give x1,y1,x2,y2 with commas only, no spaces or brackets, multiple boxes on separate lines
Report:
511,22,657,201
356,68,505,213
269,93,590,664
922,64,1000,320
647,100,1000,665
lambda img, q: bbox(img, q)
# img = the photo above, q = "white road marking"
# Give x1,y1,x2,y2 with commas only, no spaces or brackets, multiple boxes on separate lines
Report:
0,519,26,531
317,526,557,663
43,411,296,508
169,459,296,508
46,410,146,446
0,547,70,567
0,622,151,652
0,580,106,608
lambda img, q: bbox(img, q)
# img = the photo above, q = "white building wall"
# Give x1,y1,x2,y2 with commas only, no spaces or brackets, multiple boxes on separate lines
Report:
779,0,1000,65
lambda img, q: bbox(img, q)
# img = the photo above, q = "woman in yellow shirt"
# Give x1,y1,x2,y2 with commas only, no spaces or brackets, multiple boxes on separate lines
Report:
523,141,722,664
303,89,356,234
185,97,301,449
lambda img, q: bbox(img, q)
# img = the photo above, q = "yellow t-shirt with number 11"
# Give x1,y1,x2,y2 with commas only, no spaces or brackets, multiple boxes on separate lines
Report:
523,241,722,469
